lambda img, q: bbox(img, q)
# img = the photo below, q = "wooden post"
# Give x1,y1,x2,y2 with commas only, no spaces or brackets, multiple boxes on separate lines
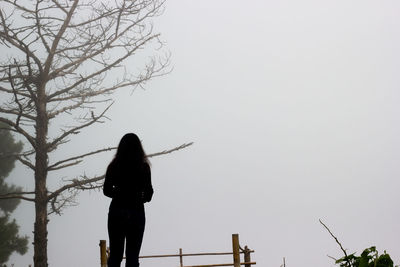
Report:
100,240,107,267
179,248,184,267
232,234,240,267
244,246,251,267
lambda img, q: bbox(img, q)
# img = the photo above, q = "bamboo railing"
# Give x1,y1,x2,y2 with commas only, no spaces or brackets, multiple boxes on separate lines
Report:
99,233,256,267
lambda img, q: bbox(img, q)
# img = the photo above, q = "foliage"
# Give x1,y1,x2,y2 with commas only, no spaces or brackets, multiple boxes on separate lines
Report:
0,123,28,265
0,123,23,214
0,216,28,265
0,123,23,179
335,246,396,267
320,219,397,267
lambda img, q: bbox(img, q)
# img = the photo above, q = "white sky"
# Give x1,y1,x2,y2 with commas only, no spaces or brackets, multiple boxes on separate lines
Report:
7,0,400,266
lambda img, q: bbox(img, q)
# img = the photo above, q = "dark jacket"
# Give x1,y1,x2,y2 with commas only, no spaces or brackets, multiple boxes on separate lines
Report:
103,160,153,207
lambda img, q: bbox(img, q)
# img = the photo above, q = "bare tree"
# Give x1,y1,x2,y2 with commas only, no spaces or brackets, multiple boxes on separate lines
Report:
0,1,191,266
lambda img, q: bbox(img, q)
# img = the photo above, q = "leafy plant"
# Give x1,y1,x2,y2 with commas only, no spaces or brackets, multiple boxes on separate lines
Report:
319,219,398,267
335,246,395,267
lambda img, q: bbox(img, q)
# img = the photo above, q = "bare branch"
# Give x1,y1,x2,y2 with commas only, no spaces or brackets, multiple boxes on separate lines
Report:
47,175,104,202
47,103,112,151
147,142,194,158
35,1,51,53
49,187,79,215
49,198,72,215
0,191,35,202
0,117,36,148
327,255,338,261
0,149,35,159
47,142,193,203
0,9,43,72
48,53,170,103
51,0,68,15
47,97,86,119
2,0,35,13
47,33,161,100
47,160,83,171
42,0,79,76
0,85,32,98
48,146,116,171
9,66,24,127
0,106,36,120
47,141,194,172
16,155,35,170
319,219,351,265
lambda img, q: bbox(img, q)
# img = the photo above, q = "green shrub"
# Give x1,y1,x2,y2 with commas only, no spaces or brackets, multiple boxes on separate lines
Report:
335,246,396,267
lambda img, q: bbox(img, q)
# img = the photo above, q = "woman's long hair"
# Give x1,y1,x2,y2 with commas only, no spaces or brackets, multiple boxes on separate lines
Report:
112,133,149,167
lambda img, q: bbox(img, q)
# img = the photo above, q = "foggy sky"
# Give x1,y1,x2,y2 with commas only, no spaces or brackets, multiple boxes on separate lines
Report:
8,0,400,266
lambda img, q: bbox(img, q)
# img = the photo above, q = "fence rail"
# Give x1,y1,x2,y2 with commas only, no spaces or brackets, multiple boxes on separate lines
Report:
99,233,256,267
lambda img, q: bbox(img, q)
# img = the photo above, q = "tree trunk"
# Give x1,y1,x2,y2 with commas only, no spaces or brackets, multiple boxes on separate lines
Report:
33,189,48,267
34,85,49,267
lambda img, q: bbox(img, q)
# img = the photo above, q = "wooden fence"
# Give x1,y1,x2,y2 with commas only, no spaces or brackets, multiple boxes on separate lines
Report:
99,233,256,267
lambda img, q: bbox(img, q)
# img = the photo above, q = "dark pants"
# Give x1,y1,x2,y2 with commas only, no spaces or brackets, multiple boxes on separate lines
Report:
107,203,145,267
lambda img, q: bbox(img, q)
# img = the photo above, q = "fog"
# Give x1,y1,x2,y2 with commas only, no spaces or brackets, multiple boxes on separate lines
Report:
7,0,400,266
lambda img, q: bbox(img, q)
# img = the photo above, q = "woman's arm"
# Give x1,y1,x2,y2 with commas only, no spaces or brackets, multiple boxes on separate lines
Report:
142,163,153,203
103,163,115,198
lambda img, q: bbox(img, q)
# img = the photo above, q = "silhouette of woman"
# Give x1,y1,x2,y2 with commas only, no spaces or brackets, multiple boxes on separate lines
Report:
103,133,153,267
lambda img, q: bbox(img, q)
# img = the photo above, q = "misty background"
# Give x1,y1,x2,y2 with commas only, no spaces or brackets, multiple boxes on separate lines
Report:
7,0,400,266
